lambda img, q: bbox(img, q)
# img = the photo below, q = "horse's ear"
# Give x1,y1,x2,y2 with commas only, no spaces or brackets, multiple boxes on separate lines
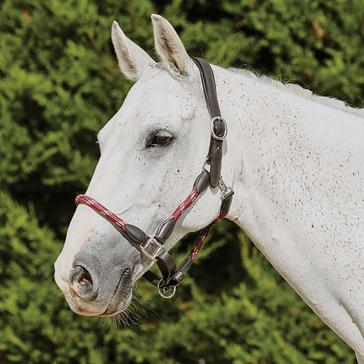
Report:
111,21,155,81
151,14,192,76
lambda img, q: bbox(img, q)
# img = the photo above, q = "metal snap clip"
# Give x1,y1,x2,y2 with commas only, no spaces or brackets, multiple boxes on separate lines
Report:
218,178,231,197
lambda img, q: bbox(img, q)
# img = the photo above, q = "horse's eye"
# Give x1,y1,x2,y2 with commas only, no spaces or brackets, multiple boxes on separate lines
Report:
146,131,174,148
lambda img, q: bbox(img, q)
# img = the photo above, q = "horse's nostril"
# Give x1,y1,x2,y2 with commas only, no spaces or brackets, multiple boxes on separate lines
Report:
69,265,98,301
77,269,92,286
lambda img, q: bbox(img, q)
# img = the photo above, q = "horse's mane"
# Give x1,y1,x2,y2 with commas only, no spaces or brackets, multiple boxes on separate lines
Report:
229,68,364,119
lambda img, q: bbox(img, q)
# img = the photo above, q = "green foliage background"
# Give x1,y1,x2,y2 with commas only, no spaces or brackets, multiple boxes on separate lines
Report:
1,0,363,363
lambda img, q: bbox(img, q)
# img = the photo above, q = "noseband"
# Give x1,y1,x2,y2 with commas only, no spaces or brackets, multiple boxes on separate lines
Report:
75,57,234,298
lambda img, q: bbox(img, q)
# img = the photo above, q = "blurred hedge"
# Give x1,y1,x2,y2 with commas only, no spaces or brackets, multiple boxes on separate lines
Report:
1,0,363,363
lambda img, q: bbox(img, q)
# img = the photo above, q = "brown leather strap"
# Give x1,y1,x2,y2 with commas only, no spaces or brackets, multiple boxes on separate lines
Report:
191,57,225,188
191,57,221,117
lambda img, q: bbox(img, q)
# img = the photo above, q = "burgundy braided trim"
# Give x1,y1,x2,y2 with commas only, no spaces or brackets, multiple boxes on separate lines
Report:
171,188,199,221
190,228,210,261
75,195,126,231
189,211,226,262
217,211,227,220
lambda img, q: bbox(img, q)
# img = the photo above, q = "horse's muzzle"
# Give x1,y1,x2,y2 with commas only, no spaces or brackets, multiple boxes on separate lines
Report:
55,237,138,316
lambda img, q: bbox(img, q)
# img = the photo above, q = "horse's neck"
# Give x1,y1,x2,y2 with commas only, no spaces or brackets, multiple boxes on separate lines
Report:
217,66,364,260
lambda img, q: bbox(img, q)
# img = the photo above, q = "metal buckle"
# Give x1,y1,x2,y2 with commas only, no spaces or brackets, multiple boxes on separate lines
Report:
211,116,227,141
140,237,164,261
158,280,177,299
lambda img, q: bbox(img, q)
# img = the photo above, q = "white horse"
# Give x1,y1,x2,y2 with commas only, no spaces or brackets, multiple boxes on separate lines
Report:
54,14,364,362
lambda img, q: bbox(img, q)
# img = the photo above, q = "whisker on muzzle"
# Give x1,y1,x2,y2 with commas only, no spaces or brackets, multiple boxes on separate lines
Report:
113,291,159,328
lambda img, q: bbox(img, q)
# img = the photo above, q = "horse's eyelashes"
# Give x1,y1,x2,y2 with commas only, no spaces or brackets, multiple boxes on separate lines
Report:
146,130,174,148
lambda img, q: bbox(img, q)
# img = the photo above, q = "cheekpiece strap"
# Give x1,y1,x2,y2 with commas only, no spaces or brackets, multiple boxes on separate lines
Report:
191,57,226,188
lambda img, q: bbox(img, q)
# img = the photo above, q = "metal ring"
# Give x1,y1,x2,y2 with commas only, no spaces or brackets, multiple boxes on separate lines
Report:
210,116,227,141
157,280,177,299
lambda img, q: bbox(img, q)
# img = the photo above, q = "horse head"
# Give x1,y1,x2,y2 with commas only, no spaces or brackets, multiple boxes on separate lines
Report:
54,15,232,316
